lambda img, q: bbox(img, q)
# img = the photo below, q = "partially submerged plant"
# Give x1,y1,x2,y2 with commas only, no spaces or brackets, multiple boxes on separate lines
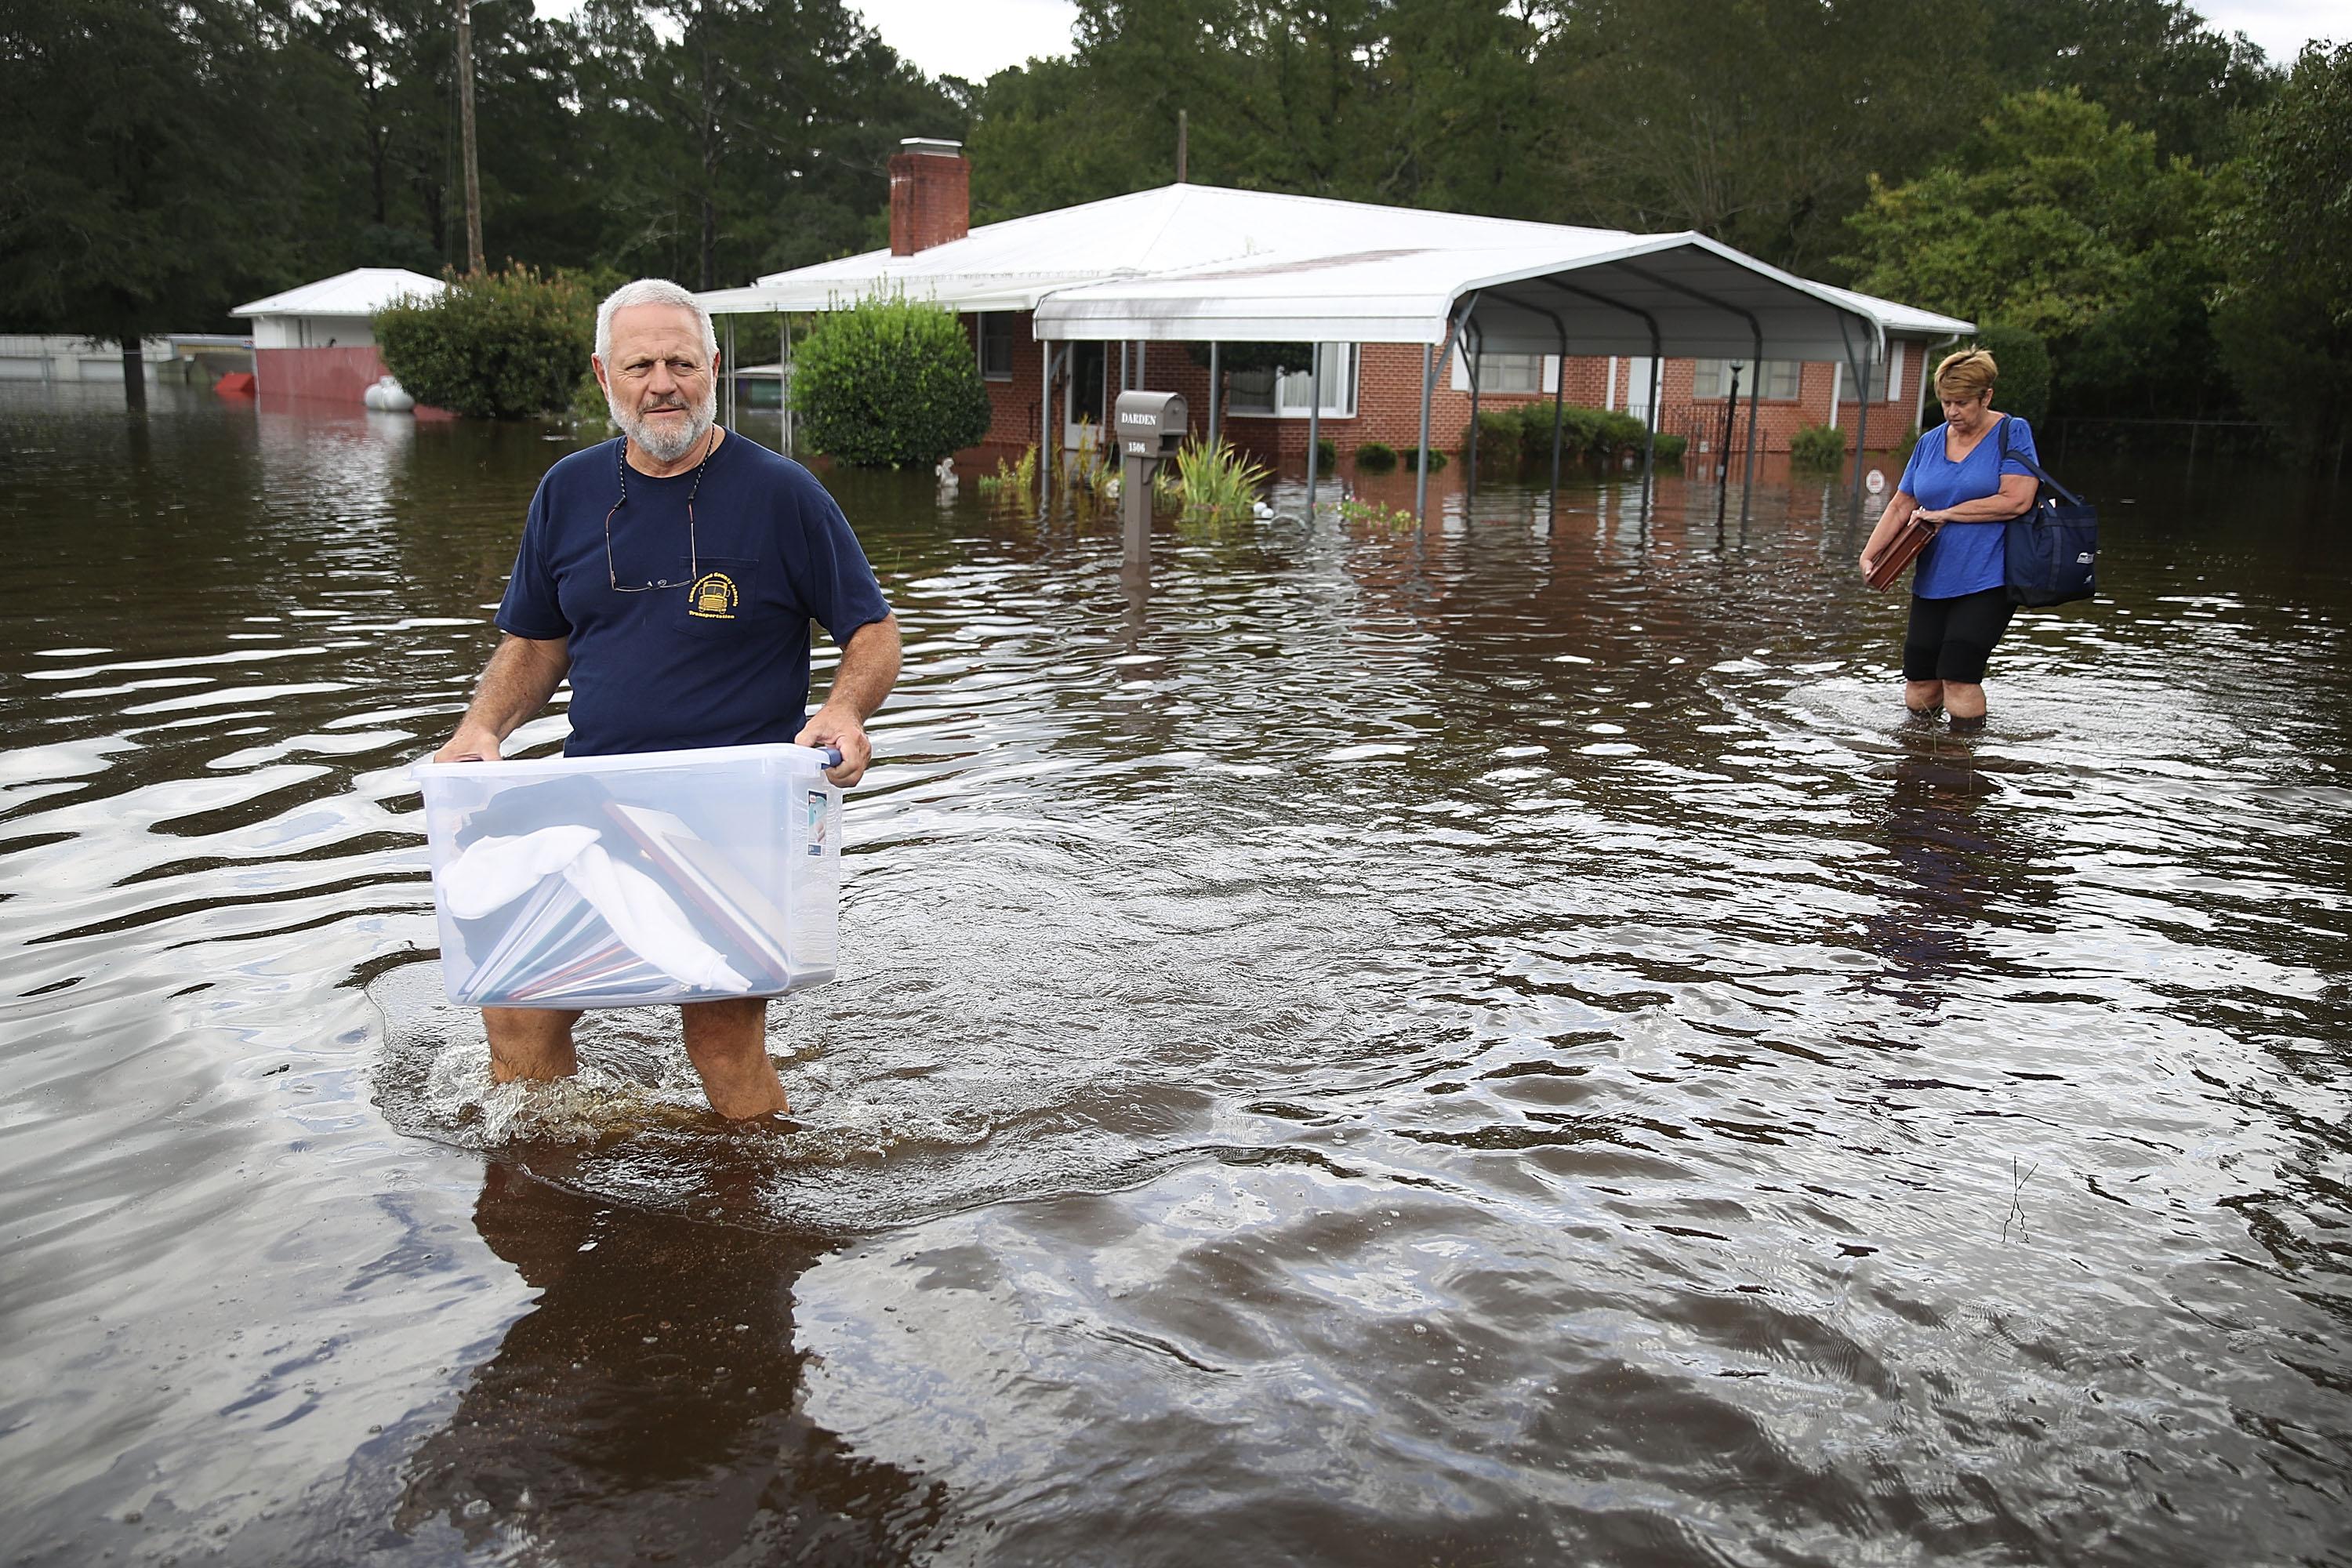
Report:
975,444,1039,510
1162,438,1270,526
1067,415,1116,507
1338,498,1415,528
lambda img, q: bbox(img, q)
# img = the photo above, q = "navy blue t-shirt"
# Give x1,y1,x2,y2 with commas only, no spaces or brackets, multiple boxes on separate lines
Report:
496,432,891,757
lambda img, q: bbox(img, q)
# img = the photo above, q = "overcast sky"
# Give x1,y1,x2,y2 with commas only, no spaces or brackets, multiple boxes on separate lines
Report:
850,0,1078,80
536,1,2335,88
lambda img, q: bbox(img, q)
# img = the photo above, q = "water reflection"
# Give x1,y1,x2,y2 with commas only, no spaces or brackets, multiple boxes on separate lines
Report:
1865,726,2027,1014
396,1160,943,1563
2,387,2349,1566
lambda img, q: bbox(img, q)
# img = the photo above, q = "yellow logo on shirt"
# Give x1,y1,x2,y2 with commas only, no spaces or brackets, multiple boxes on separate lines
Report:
688,571,739,619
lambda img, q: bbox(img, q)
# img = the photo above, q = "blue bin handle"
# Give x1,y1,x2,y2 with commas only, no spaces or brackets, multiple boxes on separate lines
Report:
822,746,844,770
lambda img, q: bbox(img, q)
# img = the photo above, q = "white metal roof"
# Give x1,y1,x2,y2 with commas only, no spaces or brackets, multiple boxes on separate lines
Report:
231,267,445,319
702,183,1969,363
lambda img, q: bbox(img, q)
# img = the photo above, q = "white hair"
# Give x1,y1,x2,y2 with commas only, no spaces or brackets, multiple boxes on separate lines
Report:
594,278,718,364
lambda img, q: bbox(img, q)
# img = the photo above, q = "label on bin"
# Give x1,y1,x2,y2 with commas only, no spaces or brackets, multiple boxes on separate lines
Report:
806,789,829,856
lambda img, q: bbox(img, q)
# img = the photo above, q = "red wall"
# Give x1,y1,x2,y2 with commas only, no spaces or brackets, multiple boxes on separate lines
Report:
254,345,390,406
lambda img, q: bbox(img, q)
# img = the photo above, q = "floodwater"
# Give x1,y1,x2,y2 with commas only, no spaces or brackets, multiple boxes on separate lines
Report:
2,382,2348,1567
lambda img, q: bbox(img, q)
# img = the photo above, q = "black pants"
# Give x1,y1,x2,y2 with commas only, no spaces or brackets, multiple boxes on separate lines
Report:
1904,586,2015,684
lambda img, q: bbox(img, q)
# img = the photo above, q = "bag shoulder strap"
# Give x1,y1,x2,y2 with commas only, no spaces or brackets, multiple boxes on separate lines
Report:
1996,416,2086,507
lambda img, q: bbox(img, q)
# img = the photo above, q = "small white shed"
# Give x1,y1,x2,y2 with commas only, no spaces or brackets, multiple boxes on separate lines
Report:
231,267,444,405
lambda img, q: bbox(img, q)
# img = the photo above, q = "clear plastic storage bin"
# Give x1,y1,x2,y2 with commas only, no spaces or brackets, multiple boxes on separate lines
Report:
413,742,842,1009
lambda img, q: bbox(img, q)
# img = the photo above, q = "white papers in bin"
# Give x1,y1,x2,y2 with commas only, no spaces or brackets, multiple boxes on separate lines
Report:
441,816,784,1005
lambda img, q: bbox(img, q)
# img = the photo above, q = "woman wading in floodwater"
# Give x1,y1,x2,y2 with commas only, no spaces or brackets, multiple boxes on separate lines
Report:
1859,349,2039,732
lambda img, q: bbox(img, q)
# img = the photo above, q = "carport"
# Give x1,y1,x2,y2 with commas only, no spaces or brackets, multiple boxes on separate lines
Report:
1032,232,1970,521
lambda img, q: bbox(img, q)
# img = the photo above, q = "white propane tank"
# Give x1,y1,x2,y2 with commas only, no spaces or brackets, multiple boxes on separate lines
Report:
365,375,415,412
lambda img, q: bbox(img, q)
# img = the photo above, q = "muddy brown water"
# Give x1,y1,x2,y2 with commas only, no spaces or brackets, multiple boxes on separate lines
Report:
2,382,2348,1566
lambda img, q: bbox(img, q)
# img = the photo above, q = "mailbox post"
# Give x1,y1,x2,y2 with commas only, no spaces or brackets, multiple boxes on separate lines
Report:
1115,390,1188,561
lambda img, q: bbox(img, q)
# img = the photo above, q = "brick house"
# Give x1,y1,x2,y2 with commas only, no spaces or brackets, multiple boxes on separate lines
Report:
699,141,1965,488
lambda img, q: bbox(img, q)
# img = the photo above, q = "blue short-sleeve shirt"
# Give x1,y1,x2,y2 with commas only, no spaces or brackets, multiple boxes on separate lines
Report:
497,433,891,757
1898,416,2038,599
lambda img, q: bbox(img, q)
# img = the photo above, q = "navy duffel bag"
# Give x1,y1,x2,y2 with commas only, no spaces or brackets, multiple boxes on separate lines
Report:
1997,417,2097,607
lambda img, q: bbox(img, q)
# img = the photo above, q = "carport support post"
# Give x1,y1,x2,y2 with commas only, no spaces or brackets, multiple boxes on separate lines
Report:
1465,321,1482,499
1040,339,1053,516
1544,316,1568,504
1415,343,1435,518
1208,342,1221,448
1849,344,1875,524
723,316,736,427
781,313,795,455
1306,346,1322,511
1642,347,1661,490
1741,324,1762,525
1717,365,1739,528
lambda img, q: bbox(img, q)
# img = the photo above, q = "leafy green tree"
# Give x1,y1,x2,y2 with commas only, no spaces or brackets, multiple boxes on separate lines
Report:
295,0,452,270
1841,90,2223,416
789,296,992,466
1980,0,2277,165
572,0,962,286
1969,324,2051,423
2211,43,2352,456
969,0,1515,220
0,0,301,401
375,267,597,418
1532,0,1989,274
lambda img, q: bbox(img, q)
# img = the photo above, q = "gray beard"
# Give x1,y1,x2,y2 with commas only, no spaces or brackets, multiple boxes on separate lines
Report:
610,385,716,464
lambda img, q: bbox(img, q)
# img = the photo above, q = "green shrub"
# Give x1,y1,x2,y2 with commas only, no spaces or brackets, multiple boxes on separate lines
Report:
564,368,612,432
1314,435,1337,474
1403,445,1448,471
1354,441,1398,471
1650,433,1688,465
1590,408,1649,460
789,293,993,467
1789,422,1848,471
1460,407,1526,472
1459,401,1665,475
374,267,597,419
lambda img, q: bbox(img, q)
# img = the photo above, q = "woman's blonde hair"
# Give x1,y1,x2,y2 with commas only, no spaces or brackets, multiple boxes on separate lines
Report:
1934,347,1998,403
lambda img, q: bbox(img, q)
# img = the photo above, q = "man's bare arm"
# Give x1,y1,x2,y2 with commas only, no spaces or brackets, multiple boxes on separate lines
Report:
793,613,902,786
434,633,572,762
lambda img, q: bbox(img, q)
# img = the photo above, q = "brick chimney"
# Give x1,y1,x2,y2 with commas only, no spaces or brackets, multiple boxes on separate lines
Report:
889,138,970,257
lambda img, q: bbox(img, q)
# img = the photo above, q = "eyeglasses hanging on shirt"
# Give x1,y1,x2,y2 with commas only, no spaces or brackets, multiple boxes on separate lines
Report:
603,426,719,592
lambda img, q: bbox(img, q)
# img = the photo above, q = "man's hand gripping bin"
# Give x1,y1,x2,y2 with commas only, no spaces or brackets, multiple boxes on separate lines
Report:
413,742,844,1009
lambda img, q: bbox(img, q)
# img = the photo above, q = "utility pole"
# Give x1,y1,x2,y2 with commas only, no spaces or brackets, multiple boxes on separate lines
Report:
456,0,485,274
1177,109,1188,183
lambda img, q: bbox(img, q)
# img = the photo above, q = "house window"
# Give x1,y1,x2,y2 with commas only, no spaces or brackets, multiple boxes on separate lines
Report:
1225,344,1356,418
1474,352,1547,394
976,313,1013,381
1449,350,1554,394
1225,366,1278,415
1693,358,1800,401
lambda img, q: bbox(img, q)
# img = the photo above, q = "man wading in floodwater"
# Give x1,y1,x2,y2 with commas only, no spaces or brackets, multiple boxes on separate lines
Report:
434,278,900,1120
